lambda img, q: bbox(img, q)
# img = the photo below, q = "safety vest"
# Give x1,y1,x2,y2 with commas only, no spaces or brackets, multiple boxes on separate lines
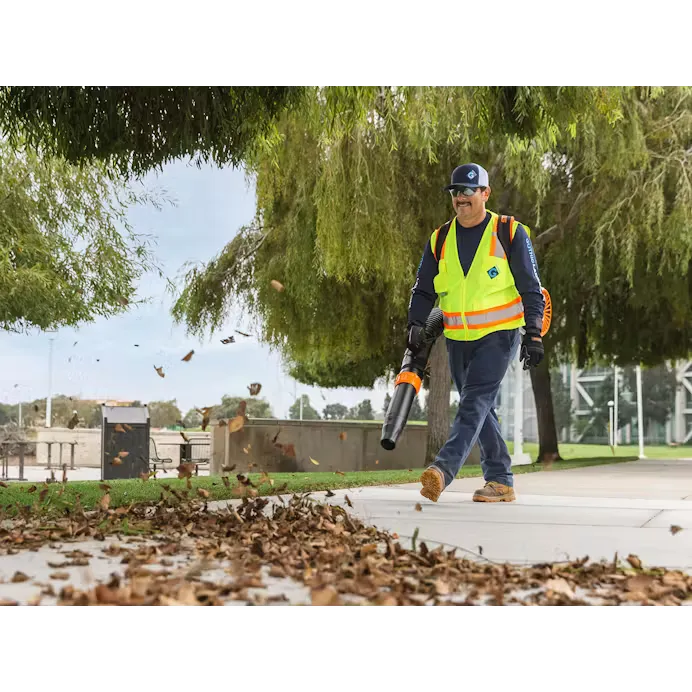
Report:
431,211,528,341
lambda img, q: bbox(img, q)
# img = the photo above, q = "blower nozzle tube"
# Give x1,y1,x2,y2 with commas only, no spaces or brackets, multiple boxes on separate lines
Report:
380,308,444,451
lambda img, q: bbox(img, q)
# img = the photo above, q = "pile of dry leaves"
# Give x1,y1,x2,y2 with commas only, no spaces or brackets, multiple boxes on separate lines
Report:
1,490,690,606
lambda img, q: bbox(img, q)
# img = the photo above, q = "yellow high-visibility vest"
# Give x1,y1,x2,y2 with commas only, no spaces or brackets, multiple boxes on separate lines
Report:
431,211,529,341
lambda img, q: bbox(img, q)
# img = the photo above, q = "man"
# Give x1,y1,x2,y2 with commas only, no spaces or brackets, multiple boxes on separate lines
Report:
408,163,545,503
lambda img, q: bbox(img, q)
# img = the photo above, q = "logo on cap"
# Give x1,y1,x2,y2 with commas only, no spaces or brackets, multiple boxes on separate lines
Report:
467,170,476,180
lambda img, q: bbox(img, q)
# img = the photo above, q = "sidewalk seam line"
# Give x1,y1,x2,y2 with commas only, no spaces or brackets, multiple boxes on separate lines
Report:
639,509,664,528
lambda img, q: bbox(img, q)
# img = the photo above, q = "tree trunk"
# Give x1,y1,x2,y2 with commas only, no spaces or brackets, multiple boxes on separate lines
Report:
529,351,563,462
425,337,451,466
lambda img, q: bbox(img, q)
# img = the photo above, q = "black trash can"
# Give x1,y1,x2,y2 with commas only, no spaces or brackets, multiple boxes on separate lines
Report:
101,405,150,480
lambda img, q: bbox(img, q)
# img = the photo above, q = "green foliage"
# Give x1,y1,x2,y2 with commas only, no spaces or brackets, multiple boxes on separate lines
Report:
0,140,158,332
323,403,348,420
0,87,305,177
215,396,273,420
346,399,375,420
408,395,426,421
288,394,321,420
182,408,203,428
173,86,692,400
147,400,183,428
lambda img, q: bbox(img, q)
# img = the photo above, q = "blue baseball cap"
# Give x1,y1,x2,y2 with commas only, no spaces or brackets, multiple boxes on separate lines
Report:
444,163,490,191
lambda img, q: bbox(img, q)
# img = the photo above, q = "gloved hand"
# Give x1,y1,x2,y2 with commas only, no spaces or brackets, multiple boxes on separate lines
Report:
520,329,544,370
407,324,427,354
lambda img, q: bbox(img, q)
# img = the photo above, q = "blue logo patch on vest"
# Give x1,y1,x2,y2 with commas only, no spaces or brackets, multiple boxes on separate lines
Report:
488,266,499,279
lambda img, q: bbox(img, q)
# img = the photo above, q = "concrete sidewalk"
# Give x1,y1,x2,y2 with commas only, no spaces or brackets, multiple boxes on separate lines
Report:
2,458,692,604
325,459,692,570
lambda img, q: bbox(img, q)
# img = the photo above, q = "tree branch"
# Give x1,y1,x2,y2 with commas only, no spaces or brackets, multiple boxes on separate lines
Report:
533,191,587,249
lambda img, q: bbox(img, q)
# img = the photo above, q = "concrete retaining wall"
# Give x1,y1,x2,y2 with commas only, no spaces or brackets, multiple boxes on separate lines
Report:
210,419,482,475
31,428,210,468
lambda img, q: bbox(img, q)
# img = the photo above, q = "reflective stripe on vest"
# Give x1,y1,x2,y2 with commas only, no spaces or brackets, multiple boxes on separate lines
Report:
464,296,523,329
442,297,523,331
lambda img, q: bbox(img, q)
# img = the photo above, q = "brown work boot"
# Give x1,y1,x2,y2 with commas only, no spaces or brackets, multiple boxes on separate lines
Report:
472,481,516,503
420,466,445,502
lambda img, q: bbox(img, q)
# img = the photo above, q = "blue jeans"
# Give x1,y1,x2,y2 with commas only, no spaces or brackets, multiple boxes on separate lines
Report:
432,328,520,488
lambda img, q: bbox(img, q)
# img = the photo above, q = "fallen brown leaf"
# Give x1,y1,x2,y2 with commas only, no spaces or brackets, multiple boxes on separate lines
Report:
117,450,129,458
310,457,320,466
311,586,340,606
670,525,683,535
270,279,285,292
220,336,236,344
181,350,195,362
221,464,237,473
124,424,133,431
139,472,150,481
626,554,643,570
0,481,8,488
248,382,262,396
154,365,165,378
111,458,123,466
544,578,576,600
99,483,111,491
114,423,125,433
626,574,654,593
201,415,210,431
50,572,70,580
335,470,345,477
0,598,18,606
11,571,30,583
338,431,347,441
27,485,37,494
344,495,353,508
325,489,335,498
221,476,230,488
415,503,422,512
100,494,111,511
180,431,190,442
197,488,210,499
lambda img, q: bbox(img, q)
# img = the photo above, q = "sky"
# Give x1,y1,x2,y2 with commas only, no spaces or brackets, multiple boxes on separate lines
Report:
0,160,392,419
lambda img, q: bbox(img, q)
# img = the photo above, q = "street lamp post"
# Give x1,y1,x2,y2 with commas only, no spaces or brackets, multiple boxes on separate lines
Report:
607,400,615,451
46,335,56,428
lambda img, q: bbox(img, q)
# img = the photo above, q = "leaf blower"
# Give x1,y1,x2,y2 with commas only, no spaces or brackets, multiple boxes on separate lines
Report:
380,308,444,451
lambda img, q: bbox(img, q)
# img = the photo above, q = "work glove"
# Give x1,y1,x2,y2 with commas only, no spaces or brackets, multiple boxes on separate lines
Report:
520,329,544,370
407,324,427,354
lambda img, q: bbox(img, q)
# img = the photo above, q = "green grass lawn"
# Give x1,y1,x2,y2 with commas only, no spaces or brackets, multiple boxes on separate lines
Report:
505,441,692,459
0,456,635,513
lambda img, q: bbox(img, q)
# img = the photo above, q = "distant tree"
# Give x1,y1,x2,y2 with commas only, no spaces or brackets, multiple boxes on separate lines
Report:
147,400,183,429
408,395,426,421
215,396,273,420
347,399,375,421
323,403,348,420
289,395,321,420
382,393,392,418
182,408,203,428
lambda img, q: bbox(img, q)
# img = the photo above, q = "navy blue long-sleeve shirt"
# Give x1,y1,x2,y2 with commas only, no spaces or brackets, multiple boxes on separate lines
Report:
408,212,545,333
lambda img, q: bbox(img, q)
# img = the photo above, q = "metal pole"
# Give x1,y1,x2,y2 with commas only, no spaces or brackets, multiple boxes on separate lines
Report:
613,365,619,447
299,395,304,421
636,365,646,459
513,357,523,458
46,337,55,428
18,401,22,428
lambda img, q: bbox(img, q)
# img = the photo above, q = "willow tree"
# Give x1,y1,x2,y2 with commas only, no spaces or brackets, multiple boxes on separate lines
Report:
173,86,626,463
491,87,692,459
0,86,304,177
0,140,158,332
